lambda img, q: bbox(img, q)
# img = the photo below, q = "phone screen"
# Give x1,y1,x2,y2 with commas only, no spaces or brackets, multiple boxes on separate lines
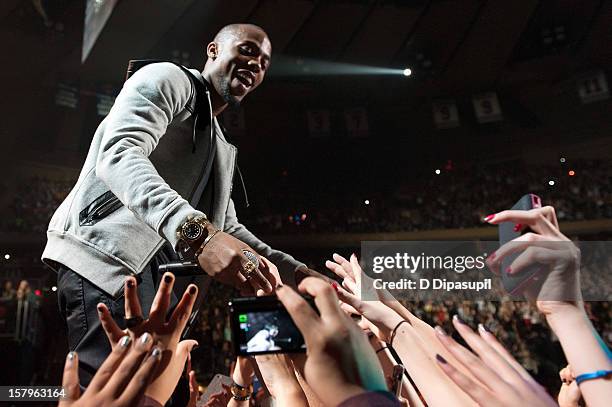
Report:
230,297,307,356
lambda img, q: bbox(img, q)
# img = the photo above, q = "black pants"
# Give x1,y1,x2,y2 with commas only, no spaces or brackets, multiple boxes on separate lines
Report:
56,258,175,388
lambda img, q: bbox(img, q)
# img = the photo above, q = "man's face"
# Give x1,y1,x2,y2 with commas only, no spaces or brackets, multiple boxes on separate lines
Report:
209,27,272,107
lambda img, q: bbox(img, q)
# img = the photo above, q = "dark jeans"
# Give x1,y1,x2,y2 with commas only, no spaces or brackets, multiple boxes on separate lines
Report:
56,259,174,388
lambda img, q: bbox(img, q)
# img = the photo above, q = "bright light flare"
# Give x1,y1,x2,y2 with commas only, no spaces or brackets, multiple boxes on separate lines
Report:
403,68,412,76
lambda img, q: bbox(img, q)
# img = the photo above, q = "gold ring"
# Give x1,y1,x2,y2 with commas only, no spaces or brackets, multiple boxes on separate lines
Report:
242,260,257,280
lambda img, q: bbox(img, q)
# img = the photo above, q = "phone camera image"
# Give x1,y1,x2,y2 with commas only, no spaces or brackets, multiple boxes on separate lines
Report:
229,297,307,356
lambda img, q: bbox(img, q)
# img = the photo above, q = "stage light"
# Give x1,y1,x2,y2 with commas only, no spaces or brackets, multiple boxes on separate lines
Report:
364,200,370,205
403,68,412,77
548,180,555,186
301,213,307,221
568,170,575,176
4,254,9,260
435,169,441,175
560,157,566,163
35,289,42,296
51,286,57,292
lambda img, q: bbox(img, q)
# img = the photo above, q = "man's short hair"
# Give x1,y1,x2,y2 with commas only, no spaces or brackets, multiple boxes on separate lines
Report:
213,23,268,46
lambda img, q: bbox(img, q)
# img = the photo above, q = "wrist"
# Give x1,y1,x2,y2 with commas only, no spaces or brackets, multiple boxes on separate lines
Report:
546,305,585,330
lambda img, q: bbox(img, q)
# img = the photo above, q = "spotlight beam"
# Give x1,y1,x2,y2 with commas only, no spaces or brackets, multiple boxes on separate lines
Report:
269,55,410,77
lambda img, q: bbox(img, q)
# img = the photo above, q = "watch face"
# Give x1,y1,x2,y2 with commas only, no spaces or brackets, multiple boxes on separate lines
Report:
183,222,203,241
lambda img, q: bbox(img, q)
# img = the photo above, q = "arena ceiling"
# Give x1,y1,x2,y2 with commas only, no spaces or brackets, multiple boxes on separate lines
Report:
2,1,610,102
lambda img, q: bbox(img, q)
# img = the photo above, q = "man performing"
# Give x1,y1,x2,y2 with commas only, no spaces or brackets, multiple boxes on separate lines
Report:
42,23,317,386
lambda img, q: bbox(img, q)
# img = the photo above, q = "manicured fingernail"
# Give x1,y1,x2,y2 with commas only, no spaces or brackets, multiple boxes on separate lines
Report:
67,351,76,361
120,335,131,348
151,347,162,359
435,354,447,364
434,325,447,336
483,214,496,222
277,283,283,288
513,223,522,232
140,332,151,344
164,274,173,284
453,315,466,325
189,285,197,295
97,303,104,313
505,266,512,274
478,324,490,334
127,279,134,288
331,281,339,293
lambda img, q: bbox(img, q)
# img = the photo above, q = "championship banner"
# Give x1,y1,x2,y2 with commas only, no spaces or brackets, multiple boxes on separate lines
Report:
472,92,503,123
307,109,331,137
344,108,369,138
432,99,460,129
577,70,609,104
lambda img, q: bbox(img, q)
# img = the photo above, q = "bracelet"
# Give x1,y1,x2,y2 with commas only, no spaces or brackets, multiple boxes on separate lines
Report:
389,320,409,347
376,346,389,354
230,381,252,401
575,369,612,385
195,229,221,257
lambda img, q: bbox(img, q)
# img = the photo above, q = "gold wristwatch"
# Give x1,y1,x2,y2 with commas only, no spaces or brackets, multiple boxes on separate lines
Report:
176,214,211,260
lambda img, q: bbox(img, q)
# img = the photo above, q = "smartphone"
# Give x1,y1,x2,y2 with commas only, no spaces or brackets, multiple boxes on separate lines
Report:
498,193,542,295
229,296,307,356
391,364,405,398
198,374,232,406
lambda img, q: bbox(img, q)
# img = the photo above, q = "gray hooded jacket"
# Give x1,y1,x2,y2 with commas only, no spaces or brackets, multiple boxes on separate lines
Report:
42,62,303,297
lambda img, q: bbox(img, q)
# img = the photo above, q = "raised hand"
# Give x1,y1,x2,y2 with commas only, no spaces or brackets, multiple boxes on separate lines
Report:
434,316,557,407
276,277,387,406
96,272,199,405
58,333,161,406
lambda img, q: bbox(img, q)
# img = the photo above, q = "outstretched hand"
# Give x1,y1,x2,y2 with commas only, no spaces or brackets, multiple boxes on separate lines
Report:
58,333,161,406
96,272,199,405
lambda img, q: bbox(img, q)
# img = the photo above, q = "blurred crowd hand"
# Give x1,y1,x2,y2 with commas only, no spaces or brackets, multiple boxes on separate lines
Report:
203,383,232,407
186,370,203,407
197,231,274,295
485,206,582,315
326,253,471,377
558,365,582,407
254,354,308,406
434,316,558,407
276,277,388,406
227,356,254,407
59,333,162,406
96,272,199,405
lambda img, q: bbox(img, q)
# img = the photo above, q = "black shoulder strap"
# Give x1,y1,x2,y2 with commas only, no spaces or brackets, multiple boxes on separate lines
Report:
125,59,210,130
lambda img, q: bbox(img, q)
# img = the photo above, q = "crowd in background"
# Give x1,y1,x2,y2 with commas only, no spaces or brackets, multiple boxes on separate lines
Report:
0,159,610,404
2,160,610,234
242,159,612,234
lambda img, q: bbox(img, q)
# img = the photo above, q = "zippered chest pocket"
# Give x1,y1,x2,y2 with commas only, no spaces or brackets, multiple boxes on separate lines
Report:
79,190,123,226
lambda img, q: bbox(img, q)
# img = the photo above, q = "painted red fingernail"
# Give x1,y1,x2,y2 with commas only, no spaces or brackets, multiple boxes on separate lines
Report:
505,266,512,274
331,282,339,293
513,223,522,232
483,214,496,222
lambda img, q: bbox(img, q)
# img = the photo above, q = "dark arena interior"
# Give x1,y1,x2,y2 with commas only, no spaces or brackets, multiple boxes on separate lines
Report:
0,1,610,406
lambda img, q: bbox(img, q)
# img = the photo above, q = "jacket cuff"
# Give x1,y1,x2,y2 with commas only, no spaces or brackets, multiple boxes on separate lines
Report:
158,200,204,251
